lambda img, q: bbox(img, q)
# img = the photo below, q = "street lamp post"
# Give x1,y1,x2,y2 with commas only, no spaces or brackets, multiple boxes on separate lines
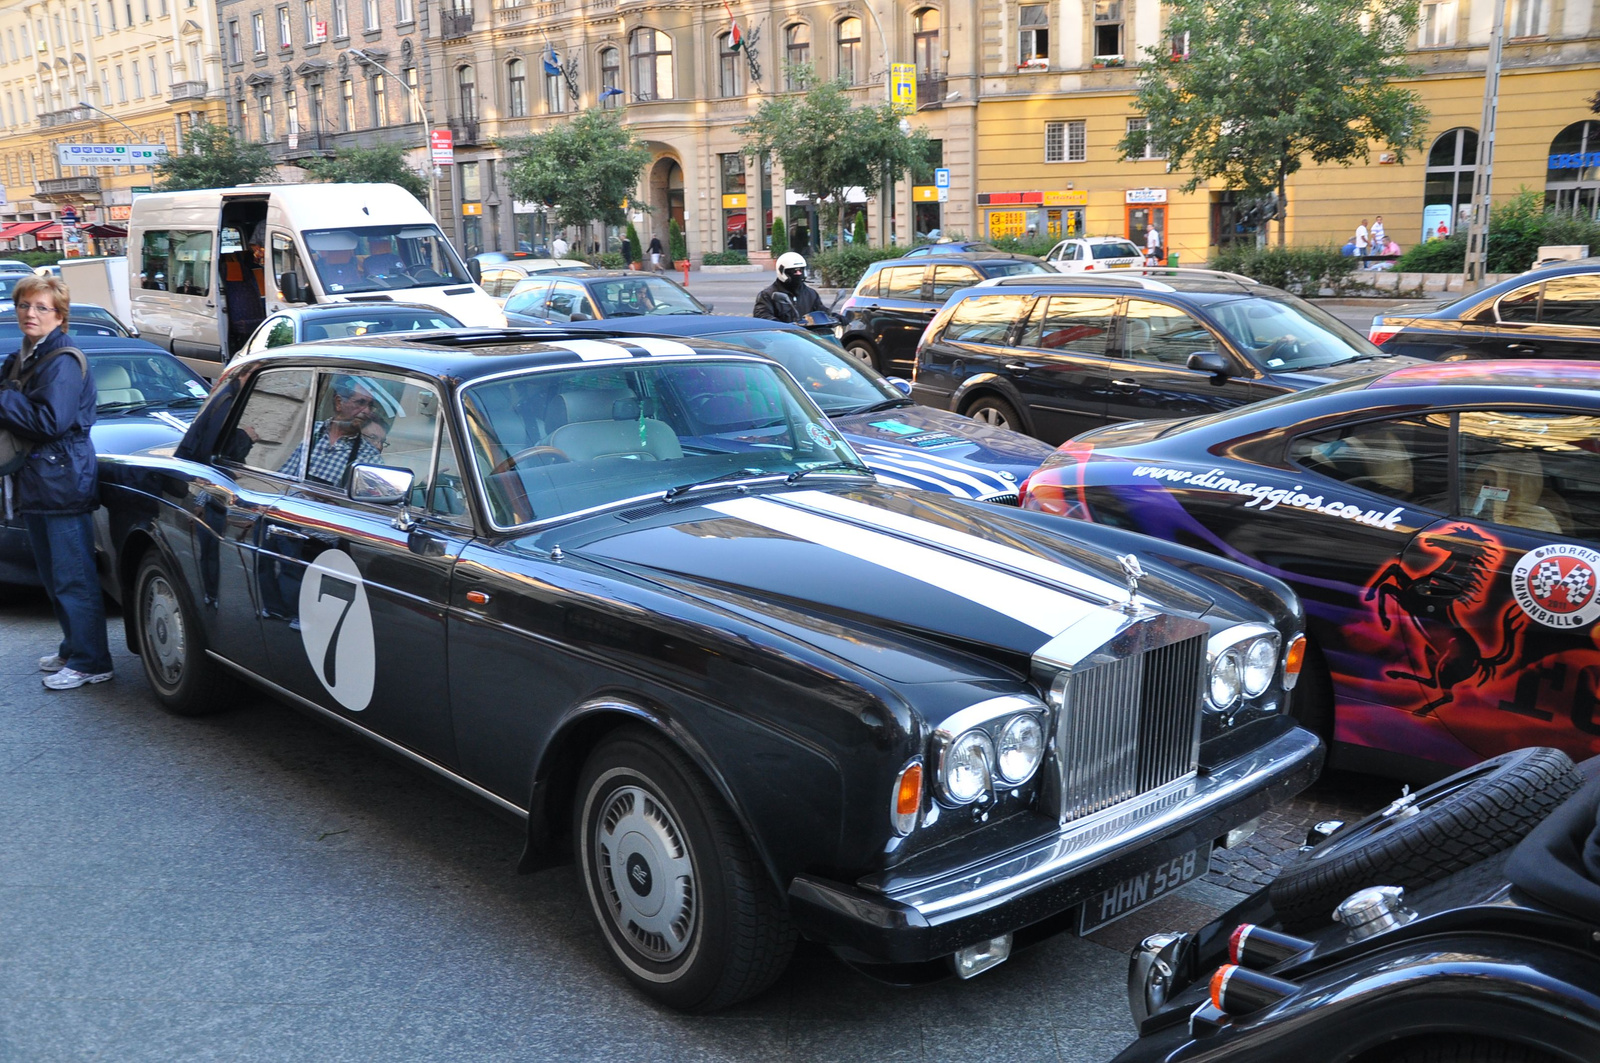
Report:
859,3,894,248
75,99,140,140
346,48,440,224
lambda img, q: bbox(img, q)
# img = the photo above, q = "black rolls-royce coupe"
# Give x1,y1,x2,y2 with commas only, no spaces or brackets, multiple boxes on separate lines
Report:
95,327,1323,1010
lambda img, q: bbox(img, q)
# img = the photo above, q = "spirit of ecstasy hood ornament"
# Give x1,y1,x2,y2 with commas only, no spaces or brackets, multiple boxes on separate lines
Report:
1117,553,1145,614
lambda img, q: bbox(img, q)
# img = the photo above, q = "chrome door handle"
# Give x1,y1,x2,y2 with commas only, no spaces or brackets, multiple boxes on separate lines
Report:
266,523,310,540
1110,378,1142,393
1004,362,1035,371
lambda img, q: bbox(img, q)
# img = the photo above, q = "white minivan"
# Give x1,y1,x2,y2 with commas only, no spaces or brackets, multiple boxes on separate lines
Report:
129,182,503,369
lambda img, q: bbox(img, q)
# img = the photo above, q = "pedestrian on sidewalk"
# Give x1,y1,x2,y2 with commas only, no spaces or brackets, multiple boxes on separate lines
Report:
1354,219,1370,269
648,236,664,272
551,234,569,259
0,275,113,690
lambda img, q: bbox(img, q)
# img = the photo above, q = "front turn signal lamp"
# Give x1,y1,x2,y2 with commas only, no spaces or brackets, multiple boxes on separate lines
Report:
1283,634,1306,691
891,760,923,836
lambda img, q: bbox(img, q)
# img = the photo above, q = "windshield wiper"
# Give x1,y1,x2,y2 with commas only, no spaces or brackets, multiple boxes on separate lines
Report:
97,399,172,413
785,461,874,485
848,397,914,415
663,468,778,502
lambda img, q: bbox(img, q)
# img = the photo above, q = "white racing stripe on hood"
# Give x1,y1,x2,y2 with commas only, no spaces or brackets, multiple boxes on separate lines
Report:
851,452,977,498
622,336,698,357
780,490,1127,605
851,445,1003,495
706,496,1099,634
546,339,636,361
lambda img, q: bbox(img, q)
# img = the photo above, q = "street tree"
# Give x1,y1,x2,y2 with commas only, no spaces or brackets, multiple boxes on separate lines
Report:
501,109,652,232
738,66,930,249
299,144,429,202
1120,0,1428,245
153,122,277,191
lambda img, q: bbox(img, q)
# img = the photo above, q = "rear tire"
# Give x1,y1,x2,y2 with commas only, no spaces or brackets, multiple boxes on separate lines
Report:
134,551,236,716
965,395,1023,433
845,341,880,372
575,726,795,1011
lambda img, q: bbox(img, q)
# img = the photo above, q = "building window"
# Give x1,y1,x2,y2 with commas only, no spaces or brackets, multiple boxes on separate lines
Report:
278,5,290,46
403,66,419,122
1544,122,1600,220
1418,1,1455,46
544,56,566,113
310,81,325,131
506,57,526,117
100,66,109,101
340,76,354,127
628,28,671,101
599,46,619,108
836,17,860,85
1018,4,1048,64
1509,0,1546,39
1093,0,1123,59
115,64,126,101
259,93,274,139
396,0,411,22
1424,127,1477,235
1045,119,1085,162
912,8,939,75
132,60,143,96
460,159,480,200
717,32,739,97
456,63,475,118
1126,116,1164,159
302,0,314,37
363,0,377,30
252,12,265,54
92,5,101,34
286,87,300,133
1170,30,1190,59
784,22,809,89
332,0,347,37
149,56,158,91
238,95,249,138
371,73,386,126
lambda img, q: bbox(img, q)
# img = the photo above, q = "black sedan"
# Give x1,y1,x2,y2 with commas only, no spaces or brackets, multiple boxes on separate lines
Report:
913,271,1420,445
96,328,1321,1010
0,335,208,586
1021,360,1600,780
503,270,709,323
237,302,465,357
1372,259,1600,361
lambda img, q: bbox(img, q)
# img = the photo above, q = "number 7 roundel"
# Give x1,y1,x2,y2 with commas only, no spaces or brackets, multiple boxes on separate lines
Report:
297,549,377,711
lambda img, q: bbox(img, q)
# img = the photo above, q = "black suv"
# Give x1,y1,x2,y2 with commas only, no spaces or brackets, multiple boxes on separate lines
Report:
836,252,1054,375
1371,258,1600,360
912,270,1420,445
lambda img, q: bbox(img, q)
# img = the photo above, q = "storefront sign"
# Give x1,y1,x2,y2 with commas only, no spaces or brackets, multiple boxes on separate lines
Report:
107,204,131,221
912,186,940,202
460,202,483,216
1550,152,1600,169
890,63,917,116
1043,190,1088,206
1125,187,1168,204
987,210,1030,239
430,129,454,166
721,194,747,209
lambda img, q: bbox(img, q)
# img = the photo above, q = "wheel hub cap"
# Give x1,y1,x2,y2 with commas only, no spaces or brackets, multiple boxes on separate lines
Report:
144,576,186,685
596,785,695,962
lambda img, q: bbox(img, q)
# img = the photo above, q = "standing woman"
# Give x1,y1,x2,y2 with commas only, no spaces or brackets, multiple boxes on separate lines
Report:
0,275,112,690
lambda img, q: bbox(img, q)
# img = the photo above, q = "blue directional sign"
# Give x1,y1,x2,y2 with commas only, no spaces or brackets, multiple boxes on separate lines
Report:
54,143,168,168
934,168,951,189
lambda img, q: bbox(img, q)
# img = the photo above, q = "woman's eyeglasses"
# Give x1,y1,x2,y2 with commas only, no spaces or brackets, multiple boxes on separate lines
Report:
15,303,59,315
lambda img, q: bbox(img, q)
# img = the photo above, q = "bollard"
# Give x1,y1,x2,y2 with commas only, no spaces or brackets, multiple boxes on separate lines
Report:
682,260,690,286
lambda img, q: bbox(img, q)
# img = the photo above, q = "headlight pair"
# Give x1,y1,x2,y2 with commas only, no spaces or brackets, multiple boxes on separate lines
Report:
931,695,1048,807
1206,625,1282,713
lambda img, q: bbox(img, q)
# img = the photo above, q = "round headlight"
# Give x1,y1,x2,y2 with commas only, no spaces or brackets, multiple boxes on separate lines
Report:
1209,649,1242,711
996,714,1045,785
942,730,995,804
1242,637,1277,697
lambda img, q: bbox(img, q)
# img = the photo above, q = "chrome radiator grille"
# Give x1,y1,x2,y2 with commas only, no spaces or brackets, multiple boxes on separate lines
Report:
1053,632,1206,824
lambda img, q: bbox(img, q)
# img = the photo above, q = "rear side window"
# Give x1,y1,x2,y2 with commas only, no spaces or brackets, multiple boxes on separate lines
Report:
1093,241,1142,260
1287,415,1452,510
854,269,883,297
941,295,1029,345
506,281,553,317
881,265,925,299
140,229,213,295
1537,275,1600,327
929,264,983,300
1019,295,1118,355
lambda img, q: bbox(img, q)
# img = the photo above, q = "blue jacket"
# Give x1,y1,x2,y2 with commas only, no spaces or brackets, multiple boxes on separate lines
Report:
0,328,98,514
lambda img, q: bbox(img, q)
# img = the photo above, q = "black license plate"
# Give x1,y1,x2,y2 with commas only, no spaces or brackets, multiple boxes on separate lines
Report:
1079,845,1210,934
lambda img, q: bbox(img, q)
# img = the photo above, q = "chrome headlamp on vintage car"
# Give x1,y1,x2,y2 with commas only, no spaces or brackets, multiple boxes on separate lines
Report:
930,695,1050,808
1205,624,1294,717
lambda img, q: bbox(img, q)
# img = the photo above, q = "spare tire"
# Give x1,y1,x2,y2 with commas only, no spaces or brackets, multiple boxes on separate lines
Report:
1270,747,1583,931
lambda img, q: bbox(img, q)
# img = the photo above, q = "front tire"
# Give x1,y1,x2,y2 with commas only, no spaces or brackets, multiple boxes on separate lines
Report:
134,552,235,716
965,394,1023,432
575,727,795,1011
845,340,880,372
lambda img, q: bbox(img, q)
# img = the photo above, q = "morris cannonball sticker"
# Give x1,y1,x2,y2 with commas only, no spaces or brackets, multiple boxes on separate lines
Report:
1512,543,1600,630
297,548,376,711
807,422,840,449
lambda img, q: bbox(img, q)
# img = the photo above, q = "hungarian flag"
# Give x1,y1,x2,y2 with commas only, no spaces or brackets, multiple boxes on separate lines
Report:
723,1,742,50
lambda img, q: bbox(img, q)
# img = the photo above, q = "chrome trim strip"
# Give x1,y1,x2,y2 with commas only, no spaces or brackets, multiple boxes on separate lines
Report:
934,694,1046,743
205,650,527,819
876,727,1320,922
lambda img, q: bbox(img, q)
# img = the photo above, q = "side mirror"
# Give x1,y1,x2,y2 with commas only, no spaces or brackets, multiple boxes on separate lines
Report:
348,464,414,506
468,260,483,284
887,376,913,395
569,310,591,321
1186,351,1232,379
279,272,305,304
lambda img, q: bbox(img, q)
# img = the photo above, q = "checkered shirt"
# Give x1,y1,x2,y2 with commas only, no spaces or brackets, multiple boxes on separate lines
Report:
280,421,383,484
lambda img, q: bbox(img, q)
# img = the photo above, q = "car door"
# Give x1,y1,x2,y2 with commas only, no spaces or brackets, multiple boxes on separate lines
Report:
544,281,601,322
1007,293,1121,443
505,279,553,320
1106,298,1257,423
870,264,932,373
1518,273,1600,359
254,369,474,763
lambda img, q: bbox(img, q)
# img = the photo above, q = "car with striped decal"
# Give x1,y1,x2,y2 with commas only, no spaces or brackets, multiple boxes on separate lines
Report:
95,327,1322,1011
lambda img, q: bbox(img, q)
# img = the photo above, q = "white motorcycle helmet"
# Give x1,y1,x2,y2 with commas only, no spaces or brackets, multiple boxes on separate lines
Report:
776,251,807,285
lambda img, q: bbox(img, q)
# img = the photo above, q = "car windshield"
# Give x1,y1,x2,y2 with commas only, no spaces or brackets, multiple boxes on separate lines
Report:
1093,241,1143,259
297,309,462,341
981,260,1054,277
89,351,211,409
586,276,707,317
1207,295,1383,370
461,358,868,527
302,224,471,294
711,329,898,413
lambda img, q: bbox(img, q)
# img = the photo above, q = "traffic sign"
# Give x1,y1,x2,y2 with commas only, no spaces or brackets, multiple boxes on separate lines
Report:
430,129,454,166
934,167,950,189
890,63,917,116
55,143,167,167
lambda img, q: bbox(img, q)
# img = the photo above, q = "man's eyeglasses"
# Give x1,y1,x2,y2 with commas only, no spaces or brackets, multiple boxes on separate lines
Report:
15,303,59,315
343,394,377,409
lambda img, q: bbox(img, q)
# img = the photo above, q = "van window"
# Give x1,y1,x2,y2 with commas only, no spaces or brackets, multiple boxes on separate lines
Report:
271,233,310,304
140,230,169,290
140,229,213,295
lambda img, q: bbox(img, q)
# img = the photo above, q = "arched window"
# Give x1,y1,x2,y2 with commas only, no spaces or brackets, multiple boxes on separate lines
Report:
506,58,526,118
456,64,475,120
599,46,620,108
784,22,809,90
836,17,861,85
1423,127,1477,238
1547,121,1600,220
717,32,740,98
912,8,940,75
629,28,671,101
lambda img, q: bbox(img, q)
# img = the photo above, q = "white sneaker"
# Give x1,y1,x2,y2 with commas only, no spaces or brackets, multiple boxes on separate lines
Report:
39,654,65,672
42,668,113,690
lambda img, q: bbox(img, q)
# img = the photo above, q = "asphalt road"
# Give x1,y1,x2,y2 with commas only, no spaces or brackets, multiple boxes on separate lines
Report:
0,586,1387,1063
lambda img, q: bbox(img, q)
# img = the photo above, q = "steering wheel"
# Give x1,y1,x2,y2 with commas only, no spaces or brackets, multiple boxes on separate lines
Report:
413,268,445,284
1257,335,1302,362
491,445,570,476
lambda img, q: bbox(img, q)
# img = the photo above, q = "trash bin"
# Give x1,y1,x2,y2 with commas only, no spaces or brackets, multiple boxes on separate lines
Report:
1168,251,1179,269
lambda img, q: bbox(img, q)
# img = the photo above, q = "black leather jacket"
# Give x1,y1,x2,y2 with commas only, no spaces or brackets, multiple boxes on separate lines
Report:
753,280,825,322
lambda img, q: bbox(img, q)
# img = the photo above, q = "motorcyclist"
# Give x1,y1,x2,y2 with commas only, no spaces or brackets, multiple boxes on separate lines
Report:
753,251,825,323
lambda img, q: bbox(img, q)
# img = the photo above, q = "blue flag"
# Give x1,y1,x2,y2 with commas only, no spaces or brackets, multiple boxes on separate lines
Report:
542,45,561,77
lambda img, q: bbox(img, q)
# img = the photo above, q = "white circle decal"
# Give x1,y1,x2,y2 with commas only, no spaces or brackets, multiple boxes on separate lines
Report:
296,548,376,711
1511,543,1600,630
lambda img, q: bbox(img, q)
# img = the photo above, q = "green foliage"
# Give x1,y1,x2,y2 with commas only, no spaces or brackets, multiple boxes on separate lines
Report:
590,252,626,269
1124,0,1427,244
769,216,789,256
1393,235,1465,273
13,250,62,266
990,236,1059,258
502,110,652,230
668,219,687,262
851,213,869,248
1391,190,1600,274
624,220,642,262
154,122,277,191
739,65,930,249
811,245,905,288
701,250,750,265
1207,244,1359,295
299,144,429,202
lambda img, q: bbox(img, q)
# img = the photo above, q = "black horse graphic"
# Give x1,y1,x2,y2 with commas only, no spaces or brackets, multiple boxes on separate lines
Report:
1385,605,1524,716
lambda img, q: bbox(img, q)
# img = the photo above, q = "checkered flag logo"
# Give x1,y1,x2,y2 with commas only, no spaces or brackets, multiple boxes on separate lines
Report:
1531,558,1594,607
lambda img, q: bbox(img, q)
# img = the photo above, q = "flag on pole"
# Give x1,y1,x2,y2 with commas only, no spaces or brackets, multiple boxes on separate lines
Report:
542,43,561,76
722,1,743,51
599,86,625,99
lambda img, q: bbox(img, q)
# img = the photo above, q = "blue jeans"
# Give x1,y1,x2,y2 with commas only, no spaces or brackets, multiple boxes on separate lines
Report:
25,511,112,675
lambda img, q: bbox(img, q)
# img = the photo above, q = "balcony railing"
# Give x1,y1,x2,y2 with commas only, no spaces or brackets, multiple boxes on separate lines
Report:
916,70,947,108
169,80,208,102
441,9,474,37
37,176,102,195
449,116,480,144
38,106,93,129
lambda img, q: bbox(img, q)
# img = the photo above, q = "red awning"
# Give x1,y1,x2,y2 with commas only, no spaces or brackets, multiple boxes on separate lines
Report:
0,221,49,240
32,223,63,239
80,223,126,238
